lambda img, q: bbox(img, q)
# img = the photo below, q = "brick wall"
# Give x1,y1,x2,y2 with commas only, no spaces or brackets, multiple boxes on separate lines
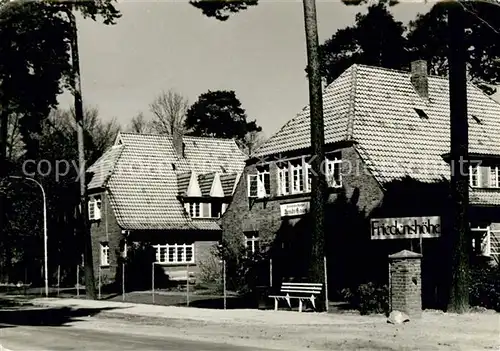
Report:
221,145,385,290
389,250,422,318
89,190,123,286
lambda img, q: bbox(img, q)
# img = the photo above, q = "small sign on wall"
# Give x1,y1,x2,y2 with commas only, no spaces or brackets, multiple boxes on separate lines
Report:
370,216,441,240
280,202,310,217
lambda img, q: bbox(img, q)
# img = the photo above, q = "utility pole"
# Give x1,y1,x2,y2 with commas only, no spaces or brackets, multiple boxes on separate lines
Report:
447,1,469,313
68,9,97,299
302,0,326,284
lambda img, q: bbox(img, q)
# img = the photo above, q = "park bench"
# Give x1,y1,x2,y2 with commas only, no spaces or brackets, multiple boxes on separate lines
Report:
269,282,323,312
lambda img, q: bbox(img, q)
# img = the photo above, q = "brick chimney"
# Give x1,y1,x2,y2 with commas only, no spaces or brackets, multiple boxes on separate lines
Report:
172,127,185,158
410,60,428,99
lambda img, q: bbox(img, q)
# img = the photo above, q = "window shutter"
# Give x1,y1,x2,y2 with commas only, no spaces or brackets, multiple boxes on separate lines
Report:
94,197,102,220
248,174,258,198
257,177,266,198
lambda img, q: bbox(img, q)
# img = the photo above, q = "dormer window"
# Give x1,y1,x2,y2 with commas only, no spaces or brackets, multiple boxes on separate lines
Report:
290,160,304,194
88,195,102,220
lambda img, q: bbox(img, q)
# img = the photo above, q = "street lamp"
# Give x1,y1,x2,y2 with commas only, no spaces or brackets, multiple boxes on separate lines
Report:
9,175,48,298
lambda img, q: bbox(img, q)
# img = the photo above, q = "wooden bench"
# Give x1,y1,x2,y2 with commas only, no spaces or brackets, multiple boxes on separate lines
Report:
269,282,323,312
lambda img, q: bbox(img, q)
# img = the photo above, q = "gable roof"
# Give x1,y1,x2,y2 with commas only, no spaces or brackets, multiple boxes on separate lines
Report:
87,145,124,190
254,64,500,188
87,133,246,231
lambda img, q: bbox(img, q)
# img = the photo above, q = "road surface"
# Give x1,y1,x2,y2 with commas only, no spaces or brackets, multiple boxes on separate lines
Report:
0,318,281,351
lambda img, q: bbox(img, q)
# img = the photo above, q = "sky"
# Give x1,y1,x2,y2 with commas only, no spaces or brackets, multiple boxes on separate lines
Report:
58,1,436,139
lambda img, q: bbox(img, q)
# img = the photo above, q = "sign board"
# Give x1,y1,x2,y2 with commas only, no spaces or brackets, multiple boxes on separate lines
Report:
280,202,310,217
370,216,441,240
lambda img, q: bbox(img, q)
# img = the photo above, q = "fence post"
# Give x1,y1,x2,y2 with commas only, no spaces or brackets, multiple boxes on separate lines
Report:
223,259,227,310
122,262,125,301
186,263,190,307
152,262,155,304
323,256,328,312
76,265,80,298
98,266,101,300
269,258,273,287
57,265,61,297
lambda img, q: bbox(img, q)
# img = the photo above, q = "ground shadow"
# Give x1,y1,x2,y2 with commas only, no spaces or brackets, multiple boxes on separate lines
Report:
0,298,122,327
179,296,255,310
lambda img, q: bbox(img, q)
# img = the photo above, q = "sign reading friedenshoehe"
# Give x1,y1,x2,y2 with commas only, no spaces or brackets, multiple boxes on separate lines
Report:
370,216,441,240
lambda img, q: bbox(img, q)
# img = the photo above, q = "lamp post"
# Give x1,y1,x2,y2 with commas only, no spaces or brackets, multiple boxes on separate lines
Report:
9,176,48,298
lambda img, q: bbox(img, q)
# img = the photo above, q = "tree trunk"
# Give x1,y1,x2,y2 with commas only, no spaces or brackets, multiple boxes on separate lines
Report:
0,109,9,282
302,0,326,284
69,11,96,299
447,1,469,313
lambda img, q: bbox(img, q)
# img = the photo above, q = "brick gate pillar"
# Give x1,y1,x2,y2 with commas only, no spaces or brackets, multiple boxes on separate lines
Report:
388,250,422,319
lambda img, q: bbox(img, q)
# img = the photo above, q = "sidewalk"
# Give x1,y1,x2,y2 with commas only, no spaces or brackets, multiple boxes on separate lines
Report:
21,297,379,326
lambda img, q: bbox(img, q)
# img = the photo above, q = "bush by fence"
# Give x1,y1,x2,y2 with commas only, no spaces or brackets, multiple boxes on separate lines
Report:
469,262,500,312
341,282,389,315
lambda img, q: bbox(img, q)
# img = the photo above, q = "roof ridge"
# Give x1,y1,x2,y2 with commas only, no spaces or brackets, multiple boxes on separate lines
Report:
355,63,450,80
346,65,358,140
103,144,126,189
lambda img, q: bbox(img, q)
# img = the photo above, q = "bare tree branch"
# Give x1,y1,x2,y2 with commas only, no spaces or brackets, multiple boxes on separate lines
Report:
149,89,189,135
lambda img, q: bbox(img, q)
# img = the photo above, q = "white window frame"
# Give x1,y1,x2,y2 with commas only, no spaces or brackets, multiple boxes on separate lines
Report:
469,164,481,188
489,166,499,188
326,156,342,188
305,163,313,193
277,163,290,196
100,243,109,267
291,162,304,194
188,202,201,218
88,195,102,221
471,225,500,257
244,232,259,254
247,172,269,199
257,168,270,197
154,243,195,265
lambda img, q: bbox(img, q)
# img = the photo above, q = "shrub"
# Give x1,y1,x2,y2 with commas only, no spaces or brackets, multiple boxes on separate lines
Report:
197,245,222,290
342,282,389,315
469,262,500,312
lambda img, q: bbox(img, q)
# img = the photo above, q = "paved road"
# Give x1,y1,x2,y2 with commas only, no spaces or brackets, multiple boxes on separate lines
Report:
0,319,279,351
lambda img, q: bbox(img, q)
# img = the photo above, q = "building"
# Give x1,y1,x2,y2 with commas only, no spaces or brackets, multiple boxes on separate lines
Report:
221,60,500,308
86,131,246,286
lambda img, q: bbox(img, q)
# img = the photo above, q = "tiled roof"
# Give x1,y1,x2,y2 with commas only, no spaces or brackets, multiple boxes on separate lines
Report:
176,172,191,196
254,64,500,188
220,173,238,197
198,172,215,196
183,136,246,174
87,145,124,190
470,188,500,207
87,133,245,231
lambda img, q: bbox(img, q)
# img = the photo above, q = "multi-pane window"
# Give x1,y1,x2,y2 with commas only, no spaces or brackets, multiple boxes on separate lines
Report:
469,165,480,187
244,232,259,254
189,202,201,217
248,166,271,198
490,166,499,188
100,243,109,266
154,244,194,264
291,162,304,193
325,154,342,188
277,164,290,195
305,163,313,192
88,195,102,220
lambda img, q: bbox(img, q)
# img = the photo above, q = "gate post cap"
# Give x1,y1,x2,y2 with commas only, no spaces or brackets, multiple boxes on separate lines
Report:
389,250,422,259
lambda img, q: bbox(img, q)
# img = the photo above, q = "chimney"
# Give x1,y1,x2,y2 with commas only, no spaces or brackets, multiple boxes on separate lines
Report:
172,127,185,158
410,60,428,99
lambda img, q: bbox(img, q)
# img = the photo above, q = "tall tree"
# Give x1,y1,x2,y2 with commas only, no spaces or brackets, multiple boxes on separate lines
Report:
319,2,407,84
189,0,258,21
127,112,154,134
0,0,121,298
149,89,189,135
408,1,500,95
185,90,261,143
